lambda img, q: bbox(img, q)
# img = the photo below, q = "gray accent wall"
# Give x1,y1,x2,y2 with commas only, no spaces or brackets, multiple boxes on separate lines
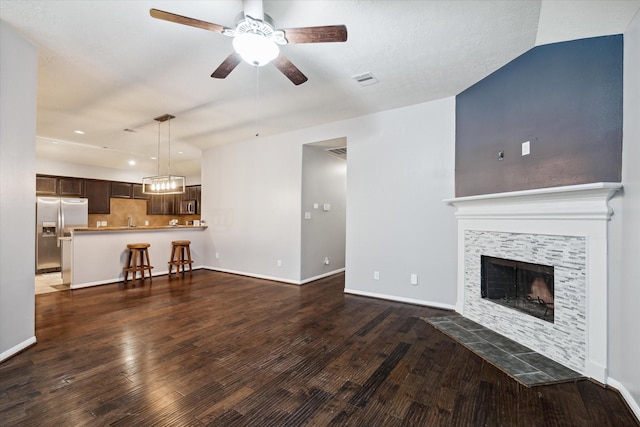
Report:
0,21,37,361
301,144,346,281
456,35,623,197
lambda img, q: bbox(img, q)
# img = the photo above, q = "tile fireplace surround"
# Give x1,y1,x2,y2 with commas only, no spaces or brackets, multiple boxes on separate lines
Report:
445,182,622,384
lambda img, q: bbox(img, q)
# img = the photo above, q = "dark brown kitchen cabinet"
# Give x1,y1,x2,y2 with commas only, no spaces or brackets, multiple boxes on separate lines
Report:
36,176,58,195
111,182,133,198
193,185,201,214
84,179,111,214
148,194,176,215
132,184,149,200
58,178,84,197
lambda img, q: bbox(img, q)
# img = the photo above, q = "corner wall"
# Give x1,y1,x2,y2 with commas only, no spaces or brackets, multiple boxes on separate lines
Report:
301,145,346,281
0,21,38,361
201,97,456,307
609,10,640,418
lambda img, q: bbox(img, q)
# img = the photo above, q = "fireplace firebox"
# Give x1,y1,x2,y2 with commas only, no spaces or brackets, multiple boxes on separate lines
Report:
481,256,555,323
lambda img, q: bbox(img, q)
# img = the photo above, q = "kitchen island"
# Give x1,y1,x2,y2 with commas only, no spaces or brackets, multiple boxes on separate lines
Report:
69,225,207,289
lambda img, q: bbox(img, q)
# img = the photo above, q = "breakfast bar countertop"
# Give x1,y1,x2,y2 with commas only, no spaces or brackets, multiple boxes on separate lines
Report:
73,225,208,232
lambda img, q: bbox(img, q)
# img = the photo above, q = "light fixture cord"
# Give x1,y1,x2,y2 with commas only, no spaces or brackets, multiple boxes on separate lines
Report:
156,120,161,176
167,118,171,175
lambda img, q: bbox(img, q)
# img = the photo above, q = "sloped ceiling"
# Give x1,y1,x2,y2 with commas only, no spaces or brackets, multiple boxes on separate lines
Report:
1,0,638,177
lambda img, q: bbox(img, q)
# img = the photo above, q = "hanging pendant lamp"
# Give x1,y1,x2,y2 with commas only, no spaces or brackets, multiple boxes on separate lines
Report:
142,114,186,194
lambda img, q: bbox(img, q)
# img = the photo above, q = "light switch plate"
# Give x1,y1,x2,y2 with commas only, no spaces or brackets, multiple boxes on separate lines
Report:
522,141,530,156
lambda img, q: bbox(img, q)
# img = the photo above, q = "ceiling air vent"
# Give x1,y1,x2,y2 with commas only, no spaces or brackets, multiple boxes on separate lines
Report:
326,147,347,160
352,72,378,87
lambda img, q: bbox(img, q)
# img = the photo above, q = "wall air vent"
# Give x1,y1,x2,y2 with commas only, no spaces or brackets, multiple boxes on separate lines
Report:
326,147,347,160
352,72,378,86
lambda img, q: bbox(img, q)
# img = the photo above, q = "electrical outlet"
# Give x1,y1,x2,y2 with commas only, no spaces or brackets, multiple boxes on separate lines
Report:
374,271,380,280
304,212,312,220
324,257,330,265
215,252,220,259
410,274,418,285
277,259,282,267
498,150,504,161
522,141,530,156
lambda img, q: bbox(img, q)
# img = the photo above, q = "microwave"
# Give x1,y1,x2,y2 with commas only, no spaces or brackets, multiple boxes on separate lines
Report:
179,200,197,215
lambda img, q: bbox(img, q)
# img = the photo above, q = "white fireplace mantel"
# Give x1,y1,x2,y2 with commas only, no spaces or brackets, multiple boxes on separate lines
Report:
444,182,623,384
444,182,622,220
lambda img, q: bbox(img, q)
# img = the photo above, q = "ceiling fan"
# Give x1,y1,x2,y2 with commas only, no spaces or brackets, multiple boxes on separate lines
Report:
150,0,348,85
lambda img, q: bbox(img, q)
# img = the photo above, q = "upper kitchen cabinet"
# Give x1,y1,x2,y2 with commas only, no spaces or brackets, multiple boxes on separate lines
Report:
132,183,149,200
84,179,111,214
111,182,132,198
36,175,58,195
148,194,176,215
58,177,84,197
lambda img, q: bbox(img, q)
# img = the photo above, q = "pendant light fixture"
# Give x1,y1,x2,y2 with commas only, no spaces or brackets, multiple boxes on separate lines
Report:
142,114,186,194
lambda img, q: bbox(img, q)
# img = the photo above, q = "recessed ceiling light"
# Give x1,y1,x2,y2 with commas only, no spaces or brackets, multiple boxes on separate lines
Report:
51,140,60,144
74,130,85,135
178,151,184,154
128,160,136,166
150,156,157,160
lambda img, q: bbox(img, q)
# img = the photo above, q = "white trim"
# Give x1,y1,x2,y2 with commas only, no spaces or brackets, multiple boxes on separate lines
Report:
344,288,456,311
300,268,345,285
70,266,205,289
445,182,622,220
0,336,36,362
607,377,640,422
203,266,302,285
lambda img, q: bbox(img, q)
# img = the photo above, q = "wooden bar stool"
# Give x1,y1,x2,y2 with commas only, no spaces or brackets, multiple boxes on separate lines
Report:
168,240,193,276
123,243,153,283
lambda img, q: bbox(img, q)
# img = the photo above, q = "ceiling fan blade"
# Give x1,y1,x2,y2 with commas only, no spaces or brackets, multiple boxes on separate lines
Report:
243,0,264,20
281,25,347,44
211,52,242,79
272,54,308,85
150,8,228,33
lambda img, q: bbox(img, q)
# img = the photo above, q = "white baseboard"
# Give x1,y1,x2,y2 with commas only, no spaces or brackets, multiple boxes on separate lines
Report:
299,268,345,284
71,266,205,289
0,336,36,362
607,376,640,422
202,266,345,286
344,287,456,311
203,266,302,285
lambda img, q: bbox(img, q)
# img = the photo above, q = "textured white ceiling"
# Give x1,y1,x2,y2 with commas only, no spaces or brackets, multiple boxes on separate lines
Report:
1,0,638,177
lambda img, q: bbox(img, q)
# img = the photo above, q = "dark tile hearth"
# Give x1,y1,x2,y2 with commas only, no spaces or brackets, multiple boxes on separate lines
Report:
423,315,584,387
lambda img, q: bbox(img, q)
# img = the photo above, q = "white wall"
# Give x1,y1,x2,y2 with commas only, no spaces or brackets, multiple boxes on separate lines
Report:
201,137,303,282
301,145,346,281
0,21,38,361
609,12,640,418
344,98,457,307
201,96,457,305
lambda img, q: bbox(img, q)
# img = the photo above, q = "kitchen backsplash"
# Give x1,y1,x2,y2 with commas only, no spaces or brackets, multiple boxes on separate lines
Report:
88,198,200,227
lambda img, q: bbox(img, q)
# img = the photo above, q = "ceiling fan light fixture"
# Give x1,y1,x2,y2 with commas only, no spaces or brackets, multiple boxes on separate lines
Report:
233,32,279,66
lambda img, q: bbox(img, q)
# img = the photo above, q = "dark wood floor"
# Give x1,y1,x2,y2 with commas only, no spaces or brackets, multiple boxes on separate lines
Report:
1,271,638,426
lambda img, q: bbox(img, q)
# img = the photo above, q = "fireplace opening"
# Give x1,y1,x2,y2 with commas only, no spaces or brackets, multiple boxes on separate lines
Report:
481,256,555,323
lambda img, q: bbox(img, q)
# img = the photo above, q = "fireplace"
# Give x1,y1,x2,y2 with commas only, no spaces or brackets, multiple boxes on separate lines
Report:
445,183,622,384
481,256,555,322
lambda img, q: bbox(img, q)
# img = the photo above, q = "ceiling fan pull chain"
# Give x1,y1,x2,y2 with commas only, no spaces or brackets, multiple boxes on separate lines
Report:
255,65,260,137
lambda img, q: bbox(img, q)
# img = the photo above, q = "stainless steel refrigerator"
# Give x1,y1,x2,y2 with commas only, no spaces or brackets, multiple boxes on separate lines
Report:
36,197,88,273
